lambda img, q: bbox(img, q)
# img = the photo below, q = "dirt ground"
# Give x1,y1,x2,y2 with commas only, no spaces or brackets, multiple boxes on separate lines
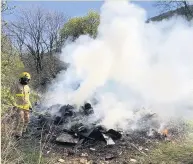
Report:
16,135,193,164
15,126,193,164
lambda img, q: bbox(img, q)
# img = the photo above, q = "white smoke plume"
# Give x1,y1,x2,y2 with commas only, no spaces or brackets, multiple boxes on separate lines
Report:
43,0,193,130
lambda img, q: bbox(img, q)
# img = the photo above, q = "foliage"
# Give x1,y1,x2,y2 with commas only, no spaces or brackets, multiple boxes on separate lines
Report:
1,34,24,114
1,33,40,115
60,10,100,42
1,34,24,83
6,7,65,73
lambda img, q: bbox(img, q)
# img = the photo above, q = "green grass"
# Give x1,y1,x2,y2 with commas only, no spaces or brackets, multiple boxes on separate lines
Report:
137,135,193,164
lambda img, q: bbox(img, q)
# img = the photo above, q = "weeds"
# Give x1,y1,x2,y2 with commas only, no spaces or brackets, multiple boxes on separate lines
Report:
2,110,193,164
137,133,193,164
1,112,23,164
1,111,57,164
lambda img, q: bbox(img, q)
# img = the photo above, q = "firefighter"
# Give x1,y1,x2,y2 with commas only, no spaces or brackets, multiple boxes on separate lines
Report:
11,72,33,138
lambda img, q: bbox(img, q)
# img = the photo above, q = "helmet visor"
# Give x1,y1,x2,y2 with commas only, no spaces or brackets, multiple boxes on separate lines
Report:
20,77,30,85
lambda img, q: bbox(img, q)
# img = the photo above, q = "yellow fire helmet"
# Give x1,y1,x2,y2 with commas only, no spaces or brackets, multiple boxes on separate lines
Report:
19,72,31,80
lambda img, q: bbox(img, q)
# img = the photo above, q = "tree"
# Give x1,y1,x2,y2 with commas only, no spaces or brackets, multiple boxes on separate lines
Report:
1,0,23,87
1,0,15,28
1,33,25,110
60,10,100,42
154,1,193,20
1,0,15,14
6,7,66,74
1,34,24,86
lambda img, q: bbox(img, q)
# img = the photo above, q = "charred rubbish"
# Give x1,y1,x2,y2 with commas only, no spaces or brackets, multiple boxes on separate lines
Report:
53,104,76,125
33,103,123,147
58,122,121,146
26,103,188,164
81,103,94,115
31,103,173,153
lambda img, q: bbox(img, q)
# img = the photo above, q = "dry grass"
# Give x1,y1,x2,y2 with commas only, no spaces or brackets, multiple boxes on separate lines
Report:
1,112,24,164
136,133,193,164
1,109,64,164
1,112,58,164
2,112,193,164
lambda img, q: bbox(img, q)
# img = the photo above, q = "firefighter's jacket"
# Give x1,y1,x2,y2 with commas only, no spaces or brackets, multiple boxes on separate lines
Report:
11,83,32,110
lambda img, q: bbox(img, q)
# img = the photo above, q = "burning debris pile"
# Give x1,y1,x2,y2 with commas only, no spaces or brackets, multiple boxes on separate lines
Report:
29,103,173,148
32,3,193,161
31,103,121,145
27,102,191,163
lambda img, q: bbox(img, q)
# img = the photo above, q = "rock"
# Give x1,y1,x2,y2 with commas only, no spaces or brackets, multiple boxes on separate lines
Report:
130,159,137,163
58,159,65,163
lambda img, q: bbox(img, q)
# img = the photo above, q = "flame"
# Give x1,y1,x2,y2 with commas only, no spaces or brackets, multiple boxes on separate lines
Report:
162,129,168,136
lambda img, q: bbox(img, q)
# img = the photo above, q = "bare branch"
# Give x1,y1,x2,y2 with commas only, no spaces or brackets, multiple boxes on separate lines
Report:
6,7,66,74
153,1,193,20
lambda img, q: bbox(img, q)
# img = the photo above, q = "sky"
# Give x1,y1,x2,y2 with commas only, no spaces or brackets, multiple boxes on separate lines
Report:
3,1,160,22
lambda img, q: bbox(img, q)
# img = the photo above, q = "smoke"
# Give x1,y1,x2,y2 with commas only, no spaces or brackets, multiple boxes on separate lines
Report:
44,0,193,130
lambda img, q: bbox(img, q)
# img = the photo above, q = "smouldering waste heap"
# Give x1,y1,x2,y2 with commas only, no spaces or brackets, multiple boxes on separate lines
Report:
43,0,193,131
